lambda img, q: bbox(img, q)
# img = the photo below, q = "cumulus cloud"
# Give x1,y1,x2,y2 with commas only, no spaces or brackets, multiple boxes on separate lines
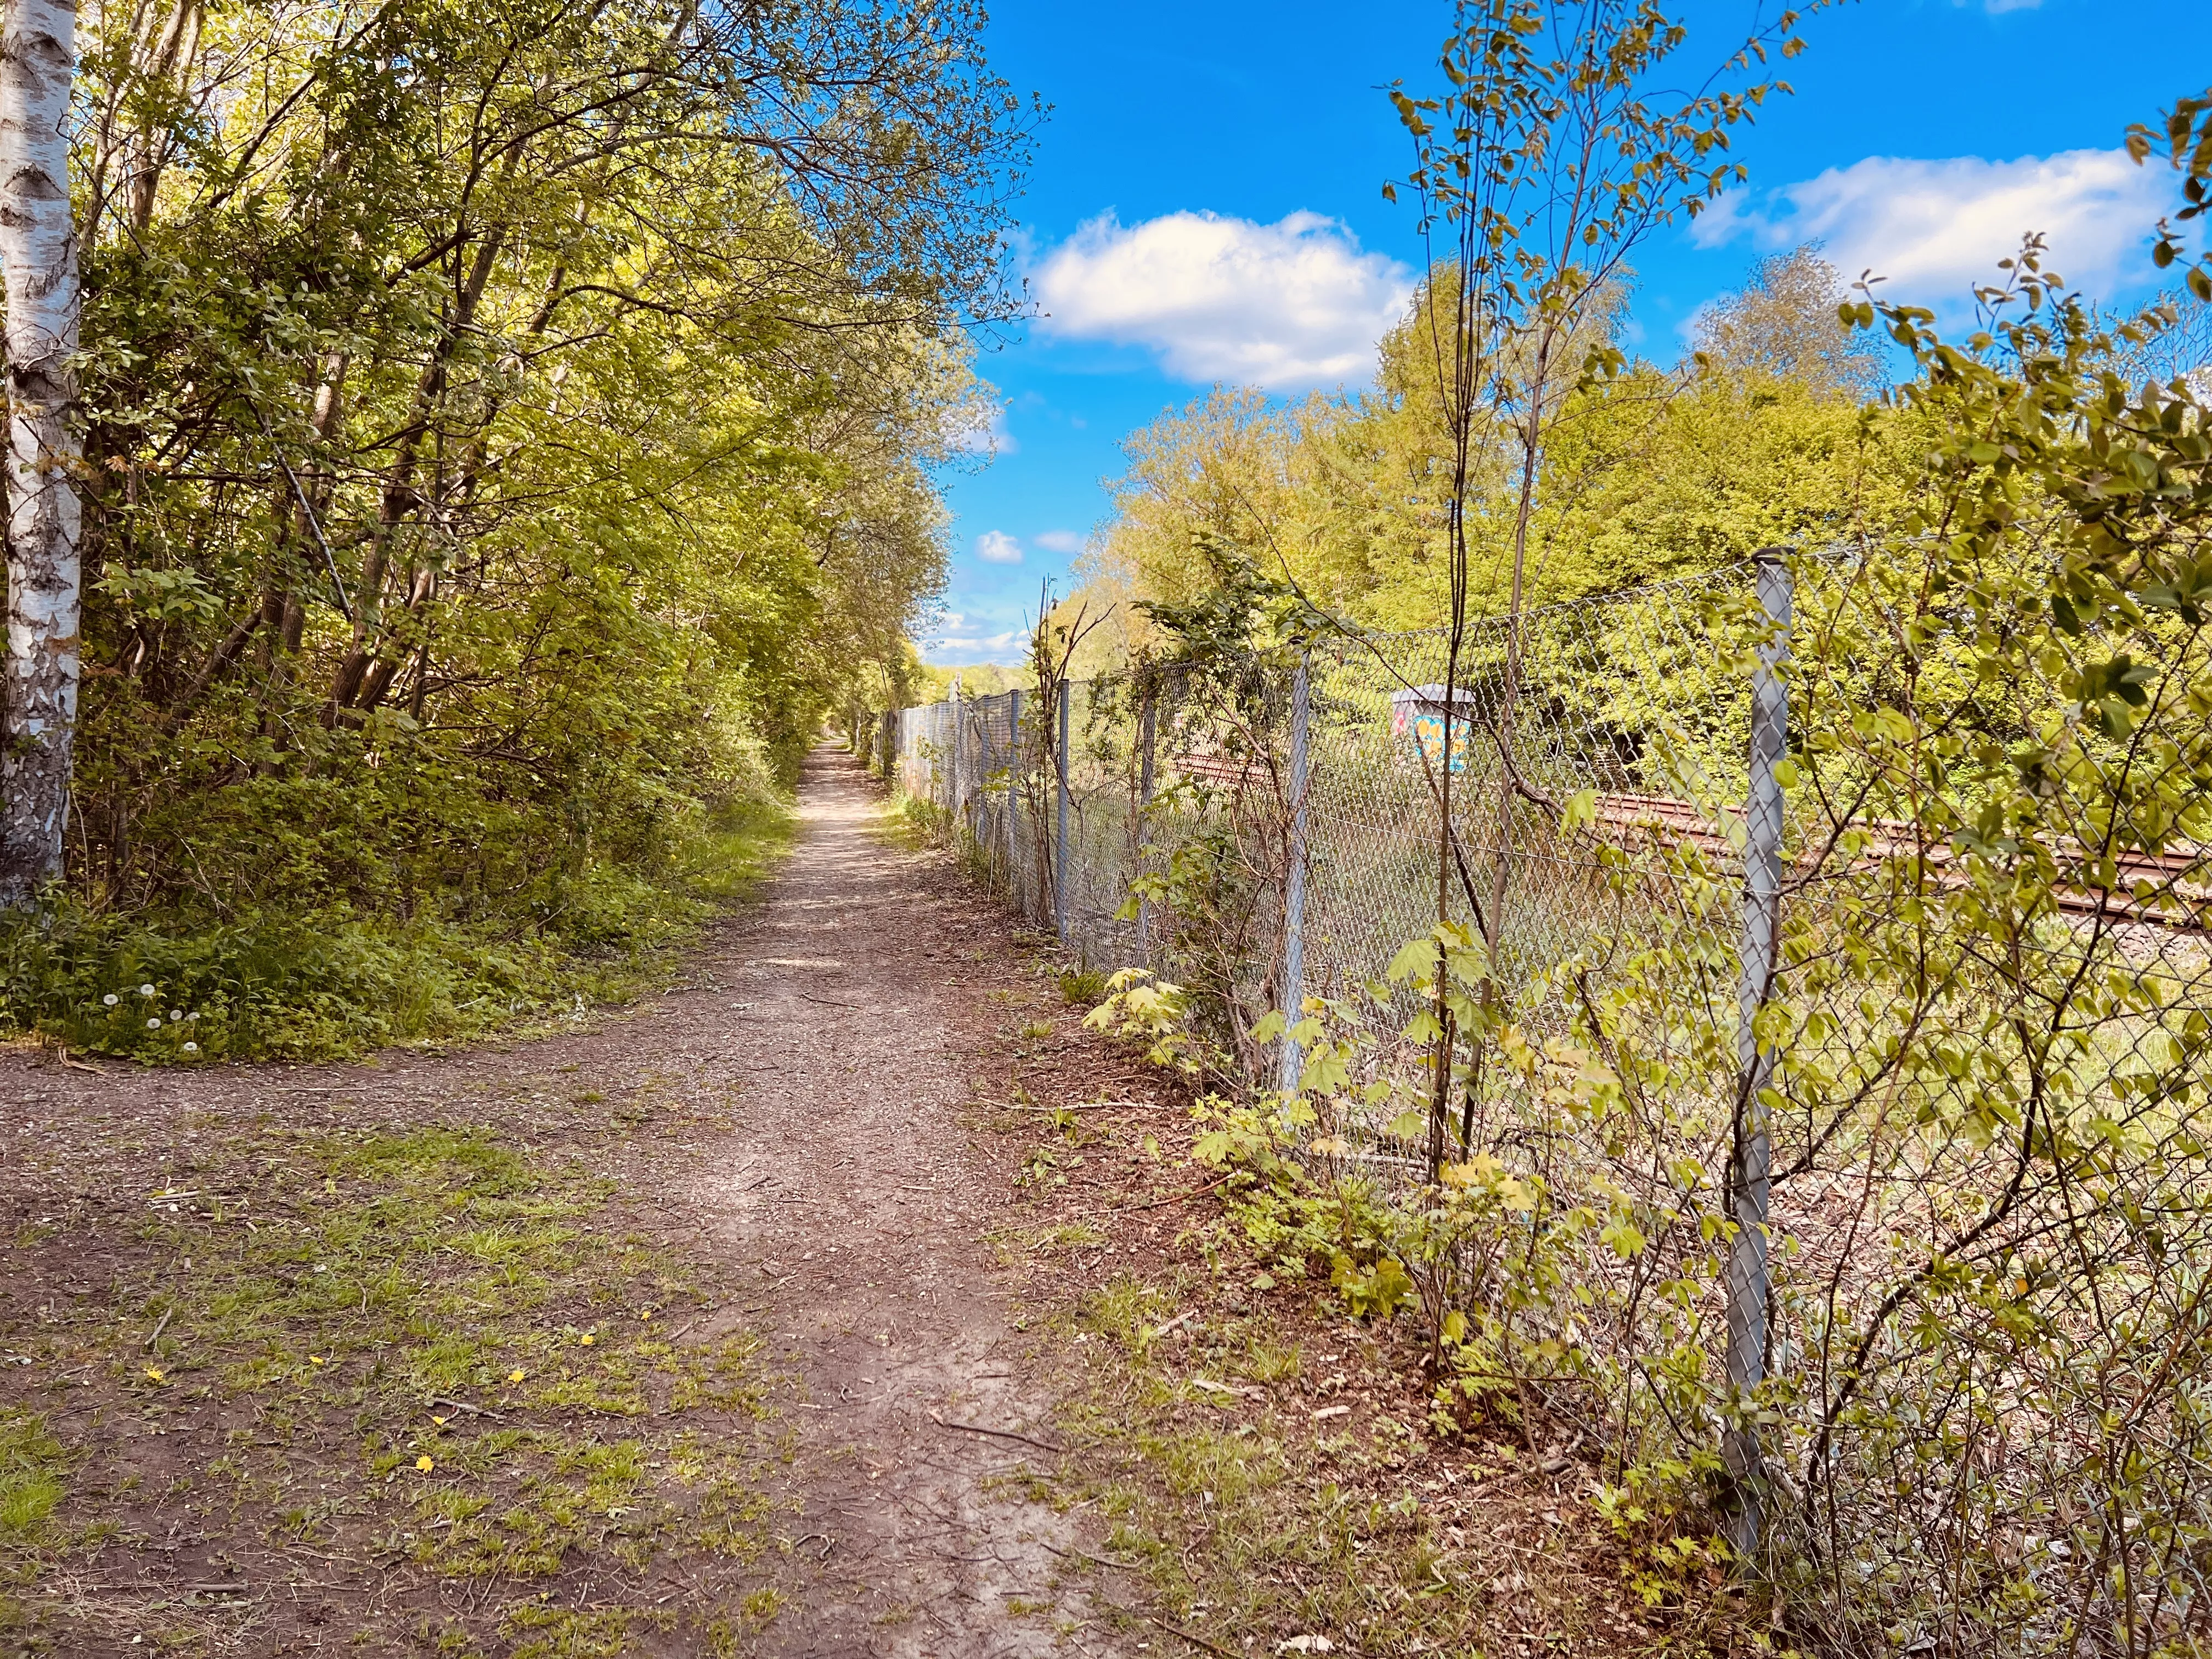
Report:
974,531,1023,565
926,629,1026,659
1032,210,1415,390
1693,149,2175,307
1031,529,1085,556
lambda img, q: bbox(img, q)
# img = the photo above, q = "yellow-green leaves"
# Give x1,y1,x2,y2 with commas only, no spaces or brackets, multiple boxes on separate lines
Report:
1385,936,1440,985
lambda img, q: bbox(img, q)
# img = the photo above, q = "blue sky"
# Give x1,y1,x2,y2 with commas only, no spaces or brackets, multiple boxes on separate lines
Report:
925,0,2212,664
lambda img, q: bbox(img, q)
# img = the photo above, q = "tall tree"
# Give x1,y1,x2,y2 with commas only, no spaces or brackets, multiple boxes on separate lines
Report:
0,0,79,904
1694,243,1886,398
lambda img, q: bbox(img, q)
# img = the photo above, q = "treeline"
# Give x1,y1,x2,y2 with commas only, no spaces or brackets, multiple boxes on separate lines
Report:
1,0,1025,1056
1075,248,1913,647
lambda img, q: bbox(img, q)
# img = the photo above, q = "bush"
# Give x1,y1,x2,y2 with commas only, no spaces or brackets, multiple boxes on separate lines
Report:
0,797,794,1063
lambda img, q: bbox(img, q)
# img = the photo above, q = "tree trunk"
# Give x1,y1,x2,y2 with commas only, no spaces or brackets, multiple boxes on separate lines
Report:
0,0,80,906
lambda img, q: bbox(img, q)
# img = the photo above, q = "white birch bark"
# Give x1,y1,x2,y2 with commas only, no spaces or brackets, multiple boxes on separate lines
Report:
0,0,78,904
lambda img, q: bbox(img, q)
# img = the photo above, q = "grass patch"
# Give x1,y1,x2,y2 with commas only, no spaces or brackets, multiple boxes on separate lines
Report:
0,1412,66,1553
1058,967,1108,1007
969,1042,1667,1656
0,795,796,1064
4,1121,787,1651
1047,1302,1578,1658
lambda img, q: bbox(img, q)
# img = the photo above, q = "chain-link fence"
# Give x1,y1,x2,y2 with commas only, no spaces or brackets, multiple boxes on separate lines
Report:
874,551,2212,1656
881,562,1764,1079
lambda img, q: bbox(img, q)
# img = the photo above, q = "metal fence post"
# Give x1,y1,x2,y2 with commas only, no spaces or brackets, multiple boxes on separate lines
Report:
1136,678,1157,964
1725,549,1792,1564
948,676,963,819
1277,652,1312,1094
1005,689,1020,887
1055,678,1072,947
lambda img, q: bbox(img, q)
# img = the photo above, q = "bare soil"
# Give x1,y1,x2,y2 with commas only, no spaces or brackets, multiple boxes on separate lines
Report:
2,748,1677,1659
1,751,1143,1656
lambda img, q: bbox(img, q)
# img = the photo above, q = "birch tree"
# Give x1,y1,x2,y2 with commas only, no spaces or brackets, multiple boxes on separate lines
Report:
0,0,77,904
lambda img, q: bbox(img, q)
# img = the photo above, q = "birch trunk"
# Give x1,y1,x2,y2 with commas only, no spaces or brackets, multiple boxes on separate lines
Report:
0,0,78,905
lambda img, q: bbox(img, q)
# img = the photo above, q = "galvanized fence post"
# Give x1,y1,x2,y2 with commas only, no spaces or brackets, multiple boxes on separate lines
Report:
948,676,964,820
1136,678,1157,965
1055,678,1072,946
1005,689,1022,891
1725,549,1792,1564
1277,652,1312,1094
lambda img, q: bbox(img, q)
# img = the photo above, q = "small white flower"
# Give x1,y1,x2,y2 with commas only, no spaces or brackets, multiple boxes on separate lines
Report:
103,993,119,1006
182,1042,199,1053
168,1010,182,1021
139,984,156,996
146,1018,161,1029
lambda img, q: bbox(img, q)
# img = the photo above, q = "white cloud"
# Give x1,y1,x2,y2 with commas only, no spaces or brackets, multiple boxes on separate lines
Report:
974,531,1023,565
1032,529,1085,556
1694,149,2175,307
925,629,1026,661
1032,210,1415,390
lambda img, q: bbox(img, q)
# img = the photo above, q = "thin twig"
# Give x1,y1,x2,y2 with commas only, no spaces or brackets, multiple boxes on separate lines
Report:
1040,1541,1145,1573
430,1397,507,1421
1144,1612,1240,1658
928,1410,1066,1455
143,1310,173,1351
1131,1175,1232,1211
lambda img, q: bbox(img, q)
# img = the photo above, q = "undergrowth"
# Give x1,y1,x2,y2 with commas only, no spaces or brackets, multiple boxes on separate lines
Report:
0,796,795,1062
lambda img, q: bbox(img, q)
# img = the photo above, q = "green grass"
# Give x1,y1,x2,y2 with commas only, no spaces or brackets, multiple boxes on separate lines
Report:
1058,967,1108,1007
0,795,797,1063
0,1412,66,1551
978,1102,1663,1657
4,1122,788,1651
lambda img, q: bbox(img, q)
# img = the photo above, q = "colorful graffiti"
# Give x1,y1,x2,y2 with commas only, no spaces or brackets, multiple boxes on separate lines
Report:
1390,686,1478,775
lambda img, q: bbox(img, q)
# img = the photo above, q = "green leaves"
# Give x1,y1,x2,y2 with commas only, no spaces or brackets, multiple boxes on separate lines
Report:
1385,936,1441,985
2074,652,2160,738
66,0,1022,966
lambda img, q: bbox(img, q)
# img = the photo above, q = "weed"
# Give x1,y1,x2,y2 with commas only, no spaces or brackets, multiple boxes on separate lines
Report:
741,1587,785,1621
1058,967,1107,1007
1080,1277,1171,1353
0,1411,66,1551
1240,1342,1302,1384
1013,1222,1107,1257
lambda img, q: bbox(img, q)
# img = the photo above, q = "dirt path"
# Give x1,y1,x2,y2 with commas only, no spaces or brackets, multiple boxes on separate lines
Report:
693,750,1125,1656
2,750,1138,1656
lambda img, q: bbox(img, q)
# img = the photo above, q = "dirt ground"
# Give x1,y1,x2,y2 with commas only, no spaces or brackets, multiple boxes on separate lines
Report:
1,751,1153,1656
2,749,1678,1659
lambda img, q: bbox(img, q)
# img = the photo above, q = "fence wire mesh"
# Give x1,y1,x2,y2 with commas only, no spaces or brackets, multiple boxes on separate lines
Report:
876,551,2212,1657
